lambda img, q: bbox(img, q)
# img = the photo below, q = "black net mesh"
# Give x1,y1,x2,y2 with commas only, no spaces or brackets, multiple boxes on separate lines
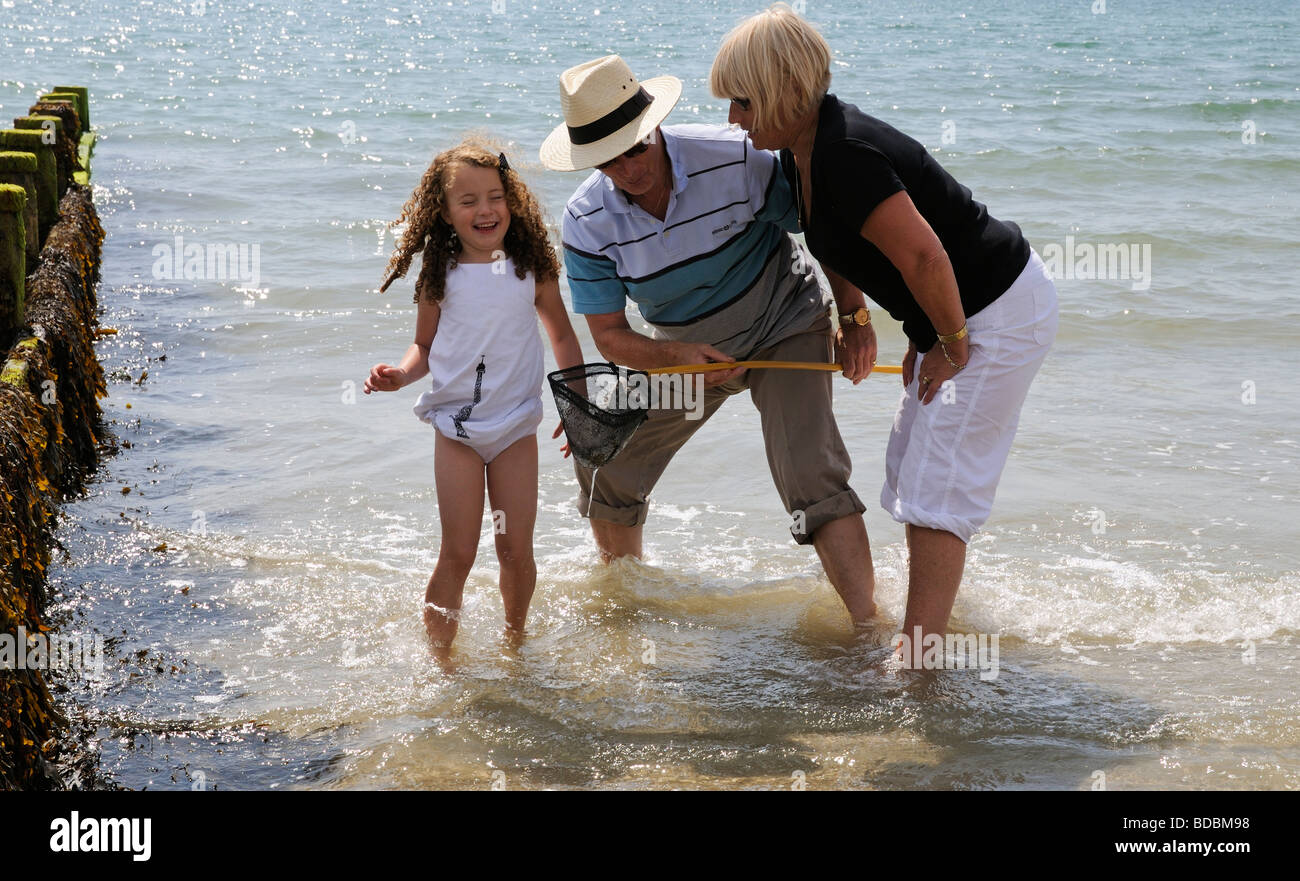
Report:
548,363,651,469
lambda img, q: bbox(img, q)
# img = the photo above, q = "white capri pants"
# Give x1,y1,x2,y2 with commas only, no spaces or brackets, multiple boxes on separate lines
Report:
882,249,1058,542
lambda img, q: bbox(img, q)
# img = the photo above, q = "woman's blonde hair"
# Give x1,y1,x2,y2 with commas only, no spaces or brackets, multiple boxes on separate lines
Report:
710,3,831,136
381,136,559,303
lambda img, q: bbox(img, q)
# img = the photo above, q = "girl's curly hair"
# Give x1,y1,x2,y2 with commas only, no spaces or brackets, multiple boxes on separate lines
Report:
381,137,559,303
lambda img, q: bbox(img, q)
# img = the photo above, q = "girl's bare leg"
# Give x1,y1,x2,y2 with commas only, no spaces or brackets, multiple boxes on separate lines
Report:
425,432,487,649
485,434,538,635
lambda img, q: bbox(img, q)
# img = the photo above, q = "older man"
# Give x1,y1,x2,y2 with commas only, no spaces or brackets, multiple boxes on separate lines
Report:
540,55,878,624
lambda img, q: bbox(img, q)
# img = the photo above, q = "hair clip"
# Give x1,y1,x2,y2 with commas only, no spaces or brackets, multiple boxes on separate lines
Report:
498,152,510,173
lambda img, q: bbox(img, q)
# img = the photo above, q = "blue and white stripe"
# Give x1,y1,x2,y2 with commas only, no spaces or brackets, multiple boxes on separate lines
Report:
561,124,799,324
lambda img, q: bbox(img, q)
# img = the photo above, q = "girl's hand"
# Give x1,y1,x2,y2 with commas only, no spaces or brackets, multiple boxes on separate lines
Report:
551,419,571,458
901,341,917,390
914,337,969,405
364,363,406,394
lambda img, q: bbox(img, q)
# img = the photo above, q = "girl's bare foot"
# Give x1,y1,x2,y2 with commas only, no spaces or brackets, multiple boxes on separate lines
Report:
424,602,460,659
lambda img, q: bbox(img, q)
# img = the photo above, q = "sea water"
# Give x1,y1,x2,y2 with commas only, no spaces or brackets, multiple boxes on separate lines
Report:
3,0,1297,789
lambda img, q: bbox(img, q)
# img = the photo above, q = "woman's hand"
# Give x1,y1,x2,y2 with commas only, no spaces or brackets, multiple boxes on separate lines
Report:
914,337,969,405
835,321,878,384
364,363,407,394
552,420,571,458
901,340,917,390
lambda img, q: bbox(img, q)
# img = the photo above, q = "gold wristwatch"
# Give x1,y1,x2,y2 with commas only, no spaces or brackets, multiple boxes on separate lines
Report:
839,307,871,327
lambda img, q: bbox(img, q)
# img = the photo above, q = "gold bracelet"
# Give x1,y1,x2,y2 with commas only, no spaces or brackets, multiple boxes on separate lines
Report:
936,323,968,345
940,341,967,371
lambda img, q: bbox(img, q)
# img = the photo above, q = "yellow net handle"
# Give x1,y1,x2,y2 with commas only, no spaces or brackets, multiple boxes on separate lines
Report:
648,360,902,376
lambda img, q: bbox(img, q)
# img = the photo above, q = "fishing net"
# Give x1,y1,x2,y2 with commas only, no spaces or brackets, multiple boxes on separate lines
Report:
548,363,651,469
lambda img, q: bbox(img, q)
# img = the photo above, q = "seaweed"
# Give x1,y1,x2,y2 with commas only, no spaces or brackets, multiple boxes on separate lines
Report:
0,183,106,789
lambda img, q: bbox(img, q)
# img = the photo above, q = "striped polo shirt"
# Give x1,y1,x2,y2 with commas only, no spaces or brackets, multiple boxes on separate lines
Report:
561,124,799,324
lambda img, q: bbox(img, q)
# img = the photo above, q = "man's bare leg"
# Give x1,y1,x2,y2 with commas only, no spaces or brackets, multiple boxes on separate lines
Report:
811,513,876,625
590,519,643,563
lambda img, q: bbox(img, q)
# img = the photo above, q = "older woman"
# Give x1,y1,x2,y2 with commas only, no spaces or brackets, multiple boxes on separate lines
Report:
711,4,1058,645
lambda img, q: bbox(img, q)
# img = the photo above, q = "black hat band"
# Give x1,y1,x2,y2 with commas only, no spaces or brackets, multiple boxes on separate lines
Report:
567,87,653,145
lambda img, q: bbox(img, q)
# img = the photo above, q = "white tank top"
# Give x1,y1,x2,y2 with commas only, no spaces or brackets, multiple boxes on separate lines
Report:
412,258,543,440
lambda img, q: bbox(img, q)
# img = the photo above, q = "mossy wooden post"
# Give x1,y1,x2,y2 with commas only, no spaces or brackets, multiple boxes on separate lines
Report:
0,131,58,244
37,93,77,112
14,116,67,199
47,87,94,185
0,152,39,265
49,87,90,135
0,184,25,343
33,95,77,157
39,94,82,131
35,95,76,129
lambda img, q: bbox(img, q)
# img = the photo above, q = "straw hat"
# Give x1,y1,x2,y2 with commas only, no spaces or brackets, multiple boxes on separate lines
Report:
540,55,682,171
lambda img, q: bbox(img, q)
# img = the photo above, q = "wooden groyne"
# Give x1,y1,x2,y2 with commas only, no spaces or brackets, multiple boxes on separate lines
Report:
1,85,104,790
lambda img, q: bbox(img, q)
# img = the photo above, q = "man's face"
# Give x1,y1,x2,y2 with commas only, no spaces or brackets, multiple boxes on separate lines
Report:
596,129,666,196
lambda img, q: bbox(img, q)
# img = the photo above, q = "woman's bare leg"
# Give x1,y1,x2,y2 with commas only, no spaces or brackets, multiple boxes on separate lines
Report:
901,523,966,642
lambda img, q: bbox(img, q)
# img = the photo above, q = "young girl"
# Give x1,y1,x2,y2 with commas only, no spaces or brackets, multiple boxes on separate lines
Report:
365,138,583,651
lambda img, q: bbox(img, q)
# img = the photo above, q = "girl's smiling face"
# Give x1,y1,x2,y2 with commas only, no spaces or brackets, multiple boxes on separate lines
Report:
442,162,511,261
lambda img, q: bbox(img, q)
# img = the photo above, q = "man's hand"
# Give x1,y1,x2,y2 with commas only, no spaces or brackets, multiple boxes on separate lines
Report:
835,321,878,384
667,341,745,388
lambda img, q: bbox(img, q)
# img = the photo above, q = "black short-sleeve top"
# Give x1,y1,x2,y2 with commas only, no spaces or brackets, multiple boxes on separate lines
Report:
780,93,1031,352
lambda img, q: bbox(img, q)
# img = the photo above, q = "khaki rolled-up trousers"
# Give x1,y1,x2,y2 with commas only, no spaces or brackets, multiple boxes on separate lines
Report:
574,323,865,545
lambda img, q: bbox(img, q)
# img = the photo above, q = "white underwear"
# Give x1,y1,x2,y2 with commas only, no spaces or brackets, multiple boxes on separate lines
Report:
429,396,543,464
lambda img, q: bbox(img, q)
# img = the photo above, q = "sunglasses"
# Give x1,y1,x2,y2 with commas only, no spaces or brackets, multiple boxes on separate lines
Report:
730,97,752,111
595,139,651,170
